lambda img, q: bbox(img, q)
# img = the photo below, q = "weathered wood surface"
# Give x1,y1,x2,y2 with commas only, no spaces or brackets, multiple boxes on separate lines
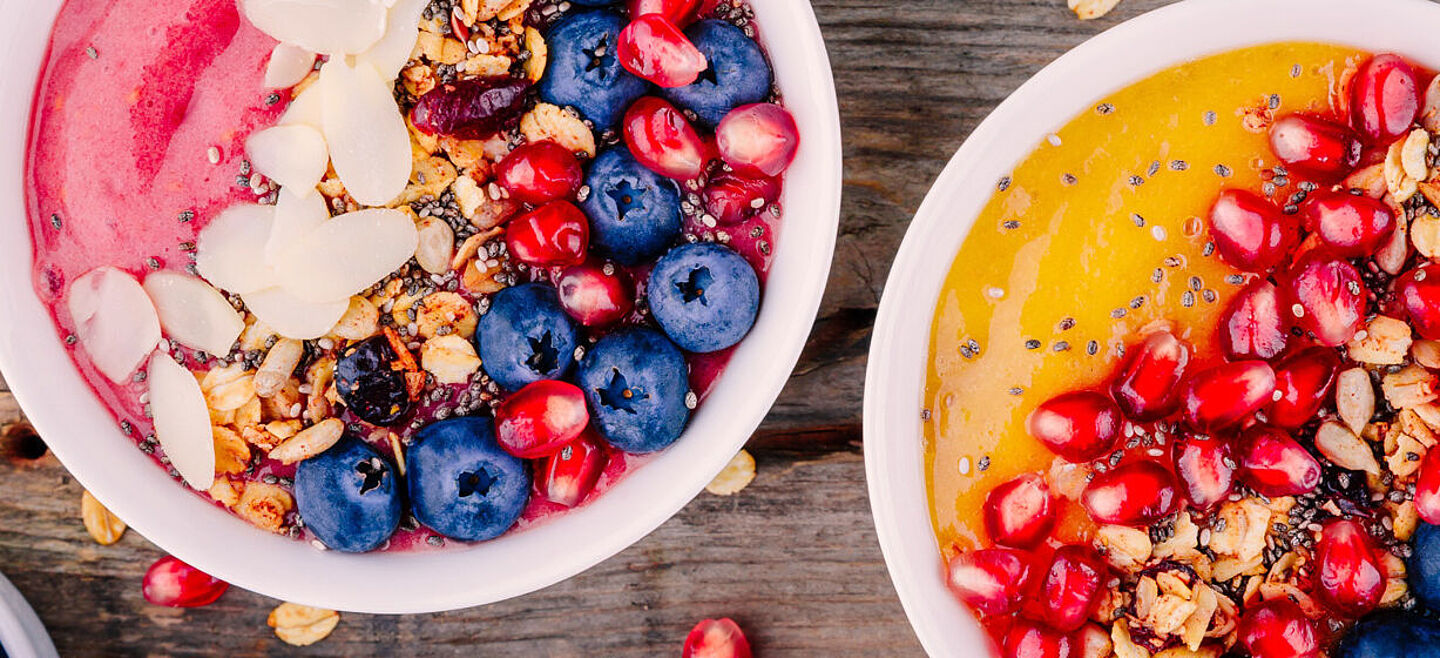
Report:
0,0,1184,654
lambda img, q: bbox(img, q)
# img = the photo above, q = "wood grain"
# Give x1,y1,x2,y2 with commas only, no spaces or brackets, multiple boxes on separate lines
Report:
0,0,1186,653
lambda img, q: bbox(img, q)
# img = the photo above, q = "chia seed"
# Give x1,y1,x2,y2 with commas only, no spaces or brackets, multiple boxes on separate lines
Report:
1062,173,1078,186
1002,220,1020,230
1170,160,1189,171
1214,164,1233,177
85,46,97,59
1096,103,1115,115
1111,308,1127,319
997,176,1011,192
1025,339,1041,350
1204,111,1217,126
1008,387,1024,396
977,456,990,471
1132,213,1145,227
1053,341,1070,352
1087,340,1099,355
49,214,61,230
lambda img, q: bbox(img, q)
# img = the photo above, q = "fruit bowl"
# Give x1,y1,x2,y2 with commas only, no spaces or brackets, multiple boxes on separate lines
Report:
0,0,841,612
863,0,1440,654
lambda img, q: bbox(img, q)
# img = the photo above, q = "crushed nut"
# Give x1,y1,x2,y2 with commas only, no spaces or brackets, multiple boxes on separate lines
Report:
1347,315,1413,365
80,490,126,545
1315,421,1380,474
1383,364,1439,409
235,482,293,534
254,338,304,398
520,103,597,158
213,425,252,475
331,297,380,341
415,291,478,339
706,449,757,496
1337,367,1377,434
1095,525,1152,572
419,334,482,385
269,418,344,465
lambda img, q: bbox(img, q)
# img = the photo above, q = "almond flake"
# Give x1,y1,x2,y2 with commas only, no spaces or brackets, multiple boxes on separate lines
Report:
268,602,340,647
80,490,126,546
706,449,757,496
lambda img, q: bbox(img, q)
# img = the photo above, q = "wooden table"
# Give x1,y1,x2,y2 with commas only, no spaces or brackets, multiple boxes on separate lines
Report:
0,0,1180,653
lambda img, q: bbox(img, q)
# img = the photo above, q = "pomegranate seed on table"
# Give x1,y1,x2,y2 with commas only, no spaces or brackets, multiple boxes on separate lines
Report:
628,0,701,25
703,171,781,225
494,380,590,459
410,77,532,139
535,430,610,507
142,555,229,608
1396,264,1440,340
1207,189,1298,273
1217,279,1290,361
1110,330,1191,421
716,103,801,178
1173,435,1236,511
1283,252,1366,346
1236,425,1322,497
1025,391,1121,463
1080,461,1178,526
682,618,752,658
1314,519,1385,617
623,96,707,180
982,473,1055,549
556,260,635,327
1037,545,1106,632
1350,53,1421,142
1414,447,1440,524
945,547,1035,616
1303,191,1396,258
1180,361,1275,433
1237,598,1320,658
495,141,584,204
1269,114,1363,180
505,200,590,268
617,14,708,88
1002,618,1075,658
1267,347,1340,429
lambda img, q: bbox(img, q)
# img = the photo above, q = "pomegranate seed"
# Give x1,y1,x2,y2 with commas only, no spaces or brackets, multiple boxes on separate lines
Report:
1038,545,1107,632
623,96,707,180
1396,264,1440,340
716,103,801,178
982,473,1055,549
1269,114,1363,180
410,77,531,139
1283,252,1366,347
1237,425,1322,496
556,260,635,327
1026,391,1122,463
495,380,590,458
1350,53,1420,142
495,141,584,204
1414,447,1440,525
1110,330,1192,421
1267,347,1340,429
1304,191,1396,258
617,14,707,88
1081,461,1179,526
944,547,1035,616
505,200,590,268
628,0,701,25
1180,361,1276,432
1002,618,1075,658
1207,189,1298,273
535,430,610,507
703,172,781,225
1218,279,1290,361
683,618,752,658
1173,435,1236,511
142,555,228,608
1238,598,1320,658
1315,519,1384,617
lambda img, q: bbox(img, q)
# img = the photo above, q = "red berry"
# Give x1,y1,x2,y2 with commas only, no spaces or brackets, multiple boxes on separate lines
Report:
410,77,531,139
1350,53,1420,142
1414,447,1440,525
495,141,584,204
944,547,1035,616
1002,618,1075,658
1396,263,1440,340
1173,435,1236,511
1238,598,1320,658
703,172,781,225
1269,114,1363,180
142,555,228,608
617,15,707,88
1037,545,1106,633
716,103,801,178
1110,330,1191,422
623,96,707,180
1283,252,1366,347
495,380,590,459
627,0,700,26
1314,519,1384,617
1237,425,1322,497
556,260,635,327
535,430,610,507
1304,191,1396,258
982,473,1055,549
1180,361,1276,433
1218,280,1290,361
683,618,752,658
1081,461,1179,526
1026,391,1122,463
1207,189,1298,273
505,200,590,268
1267,347,1340,429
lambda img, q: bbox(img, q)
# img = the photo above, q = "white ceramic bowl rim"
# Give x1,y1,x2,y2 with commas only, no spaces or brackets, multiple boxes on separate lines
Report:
863,0,1440,654
0,0,841,613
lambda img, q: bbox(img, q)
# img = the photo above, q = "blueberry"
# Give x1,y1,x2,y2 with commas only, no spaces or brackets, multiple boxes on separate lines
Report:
661,20,772,128
1337,611,1440,658
578,327,690,453
581,146,682,266
539,11,648,130
294,435,402,553
476,283,579,391
335,335,410,426
407,417,530,542
1413,522,1440,610
647,242,760,353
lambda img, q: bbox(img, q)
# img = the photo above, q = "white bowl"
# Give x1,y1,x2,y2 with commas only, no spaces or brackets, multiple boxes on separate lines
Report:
0,571,57,658
0,0,841,613
863,0,1440,654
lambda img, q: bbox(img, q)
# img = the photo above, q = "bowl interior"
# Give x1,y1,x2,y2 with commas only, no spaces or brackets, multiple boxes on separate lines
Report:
0,0,841,613
863,0,1440,654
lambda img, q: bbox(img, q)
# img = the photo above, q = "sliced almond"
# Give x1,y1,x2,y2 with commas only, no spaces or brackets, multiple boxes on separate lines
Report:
706,449,756,496
196,204,279,294
268,602,340,647
1337,368,1376,434
360,0,430,80
1068,0,1122,20
67,267,162,384
143,271,245,357
1414,215,1440,259
279,84,324,130
248,125,329,197
148,352,217,490
270,418,344,464
331,297,380,341
263,43,317,89
274,208,419,303
1383,365,1440,409
80,490,126,546
318,59,412,206
241,0,387,56
265,188,330,267
242,287,350,340
1347,315,1413,365
1376,210,1410,275
1316,421,1381,474
1404,129,1432,181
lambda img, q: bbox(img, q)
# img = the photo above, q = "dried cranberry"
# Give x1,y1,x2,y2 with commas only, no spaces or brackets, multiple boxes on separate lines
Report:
411,77,531,139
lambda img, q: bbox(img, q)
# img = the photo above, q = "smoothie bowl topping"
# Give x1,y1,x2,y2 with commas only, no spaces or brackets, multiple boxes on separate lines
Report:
29,0,798,553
